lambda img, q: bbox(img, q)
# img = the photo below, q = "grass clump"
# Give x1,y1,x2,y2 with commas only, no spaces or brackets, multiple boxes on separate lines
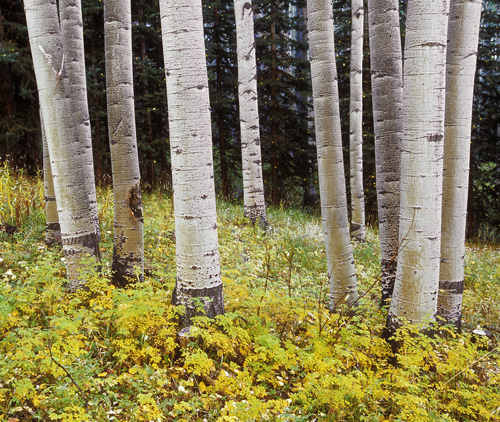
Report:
0,173,499,421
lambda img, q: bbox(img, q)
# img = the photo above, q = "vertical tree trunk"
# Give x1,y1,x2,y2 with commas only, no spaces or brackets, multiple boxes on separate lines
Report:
438,0,482,329
59,0,100,239
387,0,450,331
307,0,358,309
159,0,224,327
104,0,145,286
235,0,267,226
25,0,100,289
349,0,366,242
366,0,403,306
41,110,60,246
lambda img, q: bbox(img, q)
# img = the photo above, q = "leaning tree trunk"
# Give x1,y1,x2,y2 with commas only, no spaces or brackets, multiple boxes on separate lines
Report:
41,110,60,246
104,0,144,286
159,0,224,327
367,0,403,306
59,0,100,239
387,0,450,332
307,0,358,309
349,0,366,242
24,0,100,289
234,0,267,226
438,0,482,329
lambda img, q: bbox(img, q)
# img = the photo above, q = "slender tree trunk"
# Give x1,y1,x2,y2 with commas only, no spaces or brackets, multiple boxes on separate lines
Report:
159,0,224,327
438,0,482,329
104,0,144,286
387,0,450,331
349,0,365,242
24,0,100,289
235,0,267,226
41,110,60,246
59,0,100,239
366,0,403,306
307,0,358,309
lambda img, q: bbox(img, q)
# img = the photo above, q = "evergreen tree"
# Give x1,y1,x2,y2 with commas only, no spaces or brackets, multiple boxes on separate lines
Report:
254,0,314,205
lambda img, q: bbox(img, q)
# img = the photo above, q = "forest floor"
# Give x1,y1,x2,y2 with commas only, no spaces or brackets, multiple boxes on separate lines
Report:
1,167,500,421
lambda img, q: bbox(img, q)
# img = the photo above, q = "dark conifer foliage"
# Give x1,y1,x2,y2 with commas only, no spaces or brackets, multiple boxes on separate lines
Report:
0,0,40,171
203,0,240,198
254,0,314,206
468,0,500,239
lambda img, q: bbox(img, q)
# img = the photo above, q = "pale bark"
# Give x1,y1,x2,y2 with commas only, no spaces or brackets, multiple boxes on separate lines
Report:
59,0,100,239
104,0,144,286
24,0,100,288
234,0,267,226
159,0,224,326
438,0,482,329
349,0,365,242
367,0,403,306
387,0,450,330
41,110,60,246
307,0,358,309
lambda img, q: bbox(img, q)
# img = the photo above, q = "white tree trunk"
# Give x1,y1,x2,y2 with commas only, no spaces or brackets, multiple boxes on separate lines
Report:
234,0,267,226
41,109,60,246
387,0,450,331
349,0,366,242
59,0,100,238
438,0,482,329
159,0,224,326
307,0,358,309
104,0,144,286
25,0,100,289
367,0,403,306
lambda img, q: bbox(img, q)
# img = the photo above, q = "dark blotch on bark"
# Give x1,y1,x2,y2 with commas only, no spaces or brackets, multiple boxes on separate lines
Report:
112,254,143,288
128,183,144,222
172,282,225,328
380,259,397,308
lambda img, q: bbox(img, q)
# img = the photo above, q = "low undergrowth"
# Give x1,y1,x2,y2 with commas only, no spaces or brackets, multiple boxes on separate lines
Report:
0,172,499,421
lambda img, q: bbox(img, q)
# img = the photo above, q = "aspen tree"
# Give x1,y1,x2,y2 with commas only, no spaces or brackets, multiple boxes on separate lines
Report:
24,0,100,289
307,0,358,309
235,0,267,227
349,0,366,242
59,0,100,238
387,0,450,331
366,0,403,306
41,111,60,246
104,0,144,286
438,0,482,329
159,0,224,326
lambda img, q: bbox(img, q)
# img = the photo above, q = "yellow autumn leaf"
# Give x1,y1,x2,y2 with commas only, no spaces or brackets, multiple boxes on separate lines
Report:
97,372,107,378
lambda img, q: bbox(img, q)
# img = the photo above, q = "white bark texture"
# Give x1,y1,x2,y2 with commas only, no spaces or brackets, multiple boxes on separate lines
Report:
41,110,60,246
367,0,403,306
438,0,482,329
307,0,358,309
104,0,144,286
25,0,100,288
160,0,224,326
388,0,450,330
59,0,100,238
235,0,267,226
349,0,366,242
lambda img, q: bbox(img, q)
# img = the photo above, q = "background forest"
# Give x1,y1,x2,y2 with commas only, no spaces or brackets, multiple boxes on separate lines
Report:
1,0,499,239
1,0,500,420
